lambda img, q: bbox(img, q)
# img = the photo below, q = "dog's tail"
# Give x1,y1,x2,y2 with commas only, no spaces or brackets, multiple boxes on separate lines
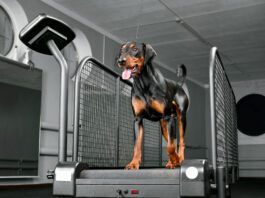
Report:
176,64,187,87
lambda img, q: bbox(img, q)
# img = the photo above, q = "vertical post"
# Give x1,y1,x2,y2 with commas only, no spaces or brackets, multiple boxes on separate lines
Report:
72,67,81,161
115,78,120,167
217,166,226,198
47,40,68,162
209,47,218,182
231,167,236,184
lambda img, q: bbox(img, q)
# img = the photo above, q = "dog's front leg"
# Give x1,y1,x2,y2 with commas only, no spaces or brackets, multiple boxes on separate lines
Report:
125,117,143,170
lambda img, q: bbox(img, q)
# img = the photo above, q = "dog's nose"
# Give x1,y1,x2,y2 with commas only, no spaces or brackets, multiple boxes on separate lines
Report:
118,58,126,66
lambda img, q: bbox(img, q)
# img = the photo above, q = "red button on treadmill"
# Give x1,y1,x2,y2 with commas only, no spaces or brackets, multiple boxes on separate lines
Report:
131,189,139,194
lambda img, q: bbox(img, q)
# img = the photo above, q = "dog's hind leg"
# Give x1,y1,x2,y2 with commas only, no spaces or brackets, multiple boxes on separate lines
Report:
160,118,180,169
174,90,188,164
176,107,186,164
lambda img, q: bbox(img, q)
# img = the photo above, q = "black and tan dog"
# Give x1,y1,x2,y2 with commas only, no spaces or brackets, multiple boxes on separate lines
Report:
117,42,189,170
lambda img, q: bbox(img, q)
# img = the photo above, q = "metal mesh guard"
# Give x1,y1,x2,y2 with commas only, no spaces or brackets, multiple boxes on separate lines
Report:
76,59,162,168
211,49,238,170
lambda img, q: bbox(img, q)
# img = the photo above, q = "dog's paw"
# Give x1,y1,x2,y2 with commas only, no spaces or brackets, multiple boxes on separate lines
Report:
125,161,140,170
178,155,184,164
166,153,181,169
165,160,181,169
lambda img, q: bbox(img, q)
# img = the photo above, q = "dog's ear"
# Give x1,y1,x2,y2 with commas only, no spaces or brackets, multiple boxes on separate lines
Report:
143,43,157,64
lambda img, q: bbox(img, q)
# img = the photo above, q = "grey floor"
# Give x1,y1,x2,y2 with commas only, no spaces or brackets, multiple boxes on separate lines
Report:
0,179,264,198
209,178,265,198
229,178,265,198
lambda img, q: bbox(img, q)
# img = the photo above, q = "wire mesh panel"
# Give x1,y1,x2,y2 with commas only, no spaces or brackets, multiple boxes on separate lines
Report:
143,120,162,167
209,47,238,183
118,82,134,167
74,57,162,168
215,61,227,167
78,61,117,167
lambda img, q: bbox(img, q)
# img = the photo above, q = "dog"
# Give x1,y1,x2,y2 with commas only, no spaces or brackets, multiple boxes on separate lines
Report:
117,42,189,169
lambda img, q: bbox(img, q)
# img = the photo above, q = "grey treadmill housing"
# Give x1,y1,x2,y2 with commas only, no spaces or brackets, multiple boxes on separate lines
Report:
180,159,210,197
53,159,209,197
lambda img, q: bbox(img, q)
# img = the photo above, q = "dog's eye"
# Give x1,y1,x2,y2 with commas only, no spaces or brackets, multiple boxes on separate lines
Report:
132,48,138,52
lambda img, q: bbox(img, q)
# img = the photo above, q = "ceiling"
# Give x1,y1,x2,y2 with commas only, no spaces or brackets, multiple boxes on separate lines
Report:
46,0,265,85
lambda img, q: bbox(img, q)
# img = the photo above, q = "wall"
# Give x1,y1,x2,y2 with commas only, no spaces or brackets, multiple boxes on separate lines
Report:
232,79,265,177
0,0,105,185
0,0,208,186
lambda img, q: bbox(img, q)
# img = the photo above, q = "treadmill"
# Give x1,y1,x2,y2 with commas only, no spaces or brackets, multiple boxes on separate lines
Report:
19,14,237,198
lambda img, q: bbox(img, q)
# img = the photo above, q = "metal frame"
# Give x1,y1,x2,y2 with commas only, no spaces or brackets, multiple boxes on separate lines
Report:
72,57,132,162
209,47,238,198
47,40,69,163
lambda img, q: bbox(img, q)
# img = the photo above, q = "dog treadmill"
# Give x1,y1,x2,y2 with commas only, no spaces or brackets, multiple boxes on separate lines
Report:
19,14,238,198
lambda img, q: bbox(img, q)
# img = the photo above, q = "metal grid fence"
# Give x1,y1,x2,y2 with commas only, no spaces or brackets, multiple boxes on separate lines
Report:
118,81,134,167
74,57,162,168
143,120,162,167
209,47,238,183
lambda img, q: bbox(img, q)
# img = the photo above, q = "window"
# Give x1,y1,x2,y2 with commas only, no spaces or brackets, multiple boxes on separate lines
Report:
0,5,14,56
0,0,28,61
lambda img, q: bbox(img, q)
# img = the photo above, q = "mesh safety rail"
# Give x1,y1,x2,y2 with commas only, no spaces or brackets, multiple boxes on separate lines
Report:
73,57,162,168
209,47,238,183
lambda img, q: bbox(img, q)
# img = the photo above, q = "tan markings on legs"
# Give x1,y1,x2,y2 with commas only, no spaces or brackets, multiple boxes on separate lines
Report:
160,120,168,142
176,107,185,163
126,123,143,170
160,119,180,169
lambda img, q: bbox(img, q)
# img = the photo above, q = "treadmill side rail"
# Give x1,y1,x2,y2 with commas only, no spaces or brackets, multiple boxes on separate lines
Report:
53,162,89,196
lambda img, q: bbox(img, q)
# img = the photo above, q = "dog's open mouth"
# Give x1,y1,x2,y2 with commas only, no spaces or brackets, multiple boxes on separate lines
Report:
122,65,138,80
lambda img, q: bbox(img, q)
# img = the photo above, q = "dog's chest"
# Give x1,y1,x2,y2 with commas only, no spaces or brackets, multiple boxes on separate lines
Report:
133,93,173,120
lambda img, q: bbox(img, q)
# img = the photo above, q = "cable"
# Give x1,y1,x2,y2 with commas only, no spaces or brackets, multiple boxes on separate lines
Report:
135,0,143,41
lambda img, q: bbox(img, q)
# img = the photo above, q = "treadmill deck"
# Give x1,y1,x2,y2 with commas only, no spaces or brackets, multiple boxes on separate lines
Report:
77,168,180,185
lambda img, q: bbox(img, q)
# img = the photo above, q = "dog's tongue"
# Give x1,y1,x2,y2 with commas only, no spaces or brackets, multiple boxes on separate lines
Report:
122,69,132,80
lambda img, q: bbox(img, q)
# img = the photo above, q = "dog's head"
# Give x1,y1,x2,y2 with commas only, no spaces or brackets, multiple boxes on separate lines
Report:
117,41,157,80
